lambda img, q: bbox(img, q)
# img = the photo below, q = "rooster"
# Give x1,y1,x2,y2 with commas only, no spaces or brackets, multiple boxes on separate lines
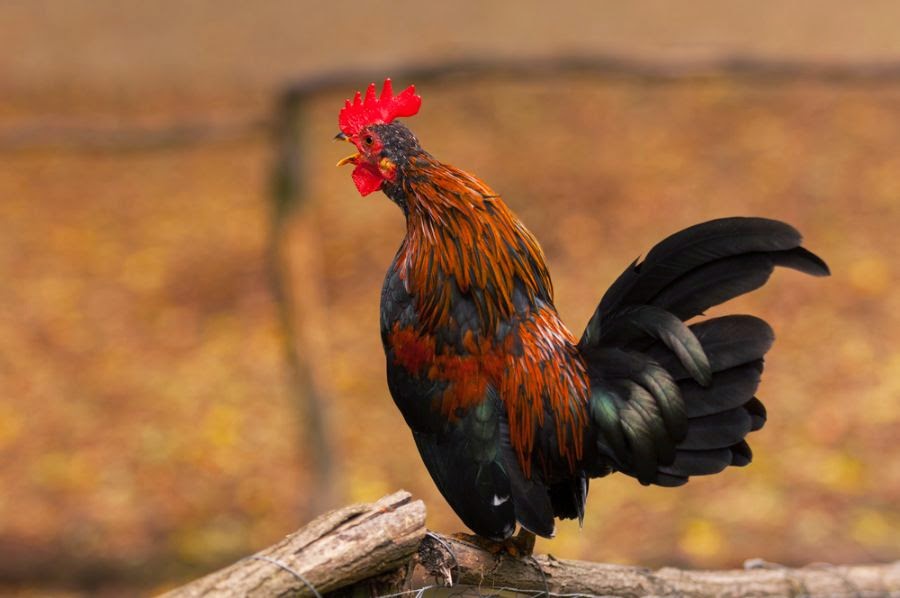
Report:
335,79,829,547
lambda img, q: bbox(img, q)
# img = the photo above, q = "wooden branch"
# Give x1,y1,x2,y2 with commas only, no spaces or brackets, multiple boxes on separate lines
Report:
418,532,900,597
160,491,426,598
160,491,899,597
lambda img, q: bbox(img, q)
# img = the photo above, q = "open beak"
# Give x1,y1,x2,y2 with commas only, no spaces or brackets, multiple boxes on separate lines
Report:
334,132,359,166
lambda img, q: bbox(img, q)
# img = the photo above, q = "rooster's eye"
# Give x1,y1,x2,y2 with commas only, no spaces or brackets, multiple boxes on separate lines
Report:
362,135,373,146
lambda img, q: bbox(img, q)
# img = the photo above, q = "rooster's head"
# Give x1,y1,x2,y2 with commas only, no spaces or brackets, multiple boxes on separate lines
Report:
335,78,423,196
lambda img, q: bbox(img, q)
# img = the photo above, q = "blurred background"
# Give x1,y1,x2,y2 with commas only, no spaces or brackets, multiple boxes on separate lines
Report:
2,1,900,594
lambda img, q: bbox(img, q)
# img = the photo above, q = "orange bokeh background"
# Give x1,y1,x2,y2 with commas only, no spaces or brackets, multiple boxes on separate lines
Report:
1,2,898,593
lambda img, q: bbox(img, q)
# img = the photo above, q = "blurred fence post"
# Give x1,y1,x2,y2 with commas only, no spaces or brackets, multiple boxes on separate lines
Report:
268,90,338,518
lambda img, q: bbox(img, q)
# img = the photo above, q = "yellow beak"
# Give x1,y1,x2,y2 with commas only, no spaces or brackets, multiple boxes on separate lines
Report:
336,153,359,167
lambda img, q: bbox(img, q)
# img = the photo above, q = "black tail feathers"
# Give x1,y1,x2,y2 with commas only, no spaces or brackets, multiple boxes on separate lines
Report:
579,217,828,487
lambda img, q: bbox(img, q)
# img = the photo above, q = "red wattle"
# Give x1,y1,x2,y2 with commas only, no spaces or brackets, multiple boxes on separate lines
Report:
352,163,384,196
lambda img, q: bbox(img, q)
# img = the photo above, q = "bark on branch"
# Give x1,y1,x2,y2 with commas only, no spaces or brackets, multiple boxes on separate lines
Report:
419,533,900,597
160,491,900,597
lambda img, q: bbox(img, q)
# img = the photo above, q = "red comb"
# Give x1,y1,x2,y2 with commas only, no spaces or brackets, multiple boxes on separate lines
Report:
339,78,421,137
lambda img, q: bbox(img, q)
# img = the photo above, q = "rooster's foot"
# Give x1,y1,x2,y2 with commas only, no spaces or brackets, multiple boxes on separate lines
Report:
452,527,537,557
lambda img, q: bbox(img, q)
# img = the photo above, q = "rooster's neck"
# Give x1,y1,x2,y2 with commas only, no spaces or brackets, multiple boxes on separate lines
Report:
390,158,554,333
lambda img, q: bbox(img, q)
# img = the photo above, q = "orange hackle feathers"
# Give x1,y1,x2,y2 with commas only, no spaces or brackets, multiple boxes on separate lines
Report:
396,160,552,331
